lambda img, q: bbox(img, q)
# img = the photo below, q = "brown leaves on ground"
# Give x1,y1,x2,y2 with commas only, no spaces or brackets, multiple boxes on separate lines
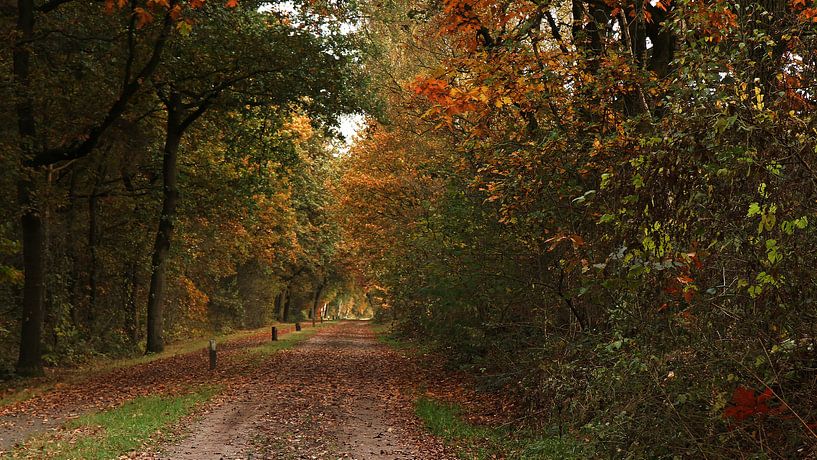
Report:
4,321,507,459
0,324,305,453
140,321,462,459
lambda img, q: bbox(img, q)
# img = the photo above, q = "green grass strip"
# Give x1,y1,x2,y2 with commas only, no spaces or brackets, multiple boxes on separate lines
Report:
11,385,220,460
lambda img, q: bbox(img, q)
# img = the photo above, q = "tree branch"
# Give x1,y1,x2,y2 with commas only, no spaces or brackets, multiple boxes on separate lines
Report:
37,0,75,13
25,8,174,167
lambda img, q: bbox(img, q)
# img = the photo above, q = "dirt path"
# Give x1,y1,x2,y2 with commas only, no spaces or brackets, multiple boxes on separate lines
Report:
142,321,455,459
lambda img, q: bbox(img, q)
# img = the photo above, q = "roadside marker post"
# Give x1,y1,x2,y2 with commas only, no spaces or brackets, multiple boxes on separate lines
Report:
208,339,217,370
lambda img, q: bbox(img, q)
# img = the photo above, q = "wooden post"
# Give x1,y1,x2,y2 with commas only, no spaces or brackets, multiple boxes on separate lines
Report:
295,322,301,332
271,326,278,341
208,339,216,370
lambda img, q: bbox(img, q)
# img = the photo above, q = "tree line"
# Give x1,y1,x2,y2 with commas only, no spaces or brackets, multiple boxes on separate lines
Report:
2,0,369,376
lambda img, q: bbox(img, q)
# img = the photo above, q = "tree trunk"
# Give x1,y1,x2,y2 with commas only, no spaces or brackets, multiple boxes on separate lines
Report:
282,287,291,323
273,291,283,320
87,188,99,327
145,93,182,354
17,173,45,376
311,281,324,326
14,0,44,377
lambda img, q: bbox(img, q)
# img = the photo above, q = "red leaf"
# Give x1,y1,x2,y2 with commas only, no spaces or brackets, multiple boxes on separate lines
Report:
732,386,756,407
757,387,774,403
724,386,776,422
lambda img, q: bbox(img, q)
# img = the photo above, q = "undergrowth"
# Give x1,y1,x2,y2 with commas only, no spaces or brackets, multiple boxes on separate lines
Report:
415,397,590,460
372,323,433,354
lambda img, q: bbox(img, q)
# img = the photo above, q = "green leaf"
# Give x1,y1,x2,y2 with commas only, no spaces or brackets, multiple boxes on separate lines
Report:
598,214,616,224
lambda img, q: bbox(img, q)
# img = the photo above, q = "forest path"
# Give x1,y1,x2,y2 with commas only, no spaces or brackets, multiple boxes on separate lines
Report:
141,321,454,459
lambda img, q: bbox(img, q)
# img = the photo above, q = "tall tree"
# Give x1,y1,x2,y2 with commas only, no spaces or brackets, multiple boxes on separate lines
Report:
143,3,365,351
10,0,177,375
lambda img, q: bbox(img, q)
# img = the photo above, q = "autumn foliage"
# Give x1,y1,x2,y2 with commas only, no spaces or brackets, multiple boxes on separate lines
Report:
723,386,778,422
335,0,817,457
4,0,817,455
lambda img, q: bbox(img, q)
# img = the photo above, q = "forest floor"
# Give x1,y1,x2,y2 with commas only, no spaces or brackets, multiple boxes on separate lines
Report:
0,321,513,459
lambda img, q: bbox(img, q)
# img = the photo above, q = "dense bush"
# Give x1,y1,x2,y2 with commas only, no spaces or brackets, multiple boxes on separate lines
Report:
339,0,817,457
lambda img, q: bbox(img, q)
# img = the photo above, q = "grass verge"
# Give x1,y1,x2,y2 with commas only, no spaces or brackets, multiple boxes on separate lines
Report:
9,385,220,459
246,322,325,359
415,397,590,460
4,321,334,458
374,322,587,459
0,322,299,410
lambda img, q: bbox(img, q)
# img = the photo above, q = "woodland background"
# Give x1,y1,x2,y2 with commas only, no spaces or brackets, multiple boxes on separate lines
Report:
1,0,374,371
4,0,817,457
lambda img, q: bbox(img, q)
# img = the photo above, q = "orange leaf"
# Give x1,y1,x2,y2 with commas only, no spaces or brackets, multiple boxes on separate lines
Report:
134,7,153,28
225,0,238,7
169,4,183,20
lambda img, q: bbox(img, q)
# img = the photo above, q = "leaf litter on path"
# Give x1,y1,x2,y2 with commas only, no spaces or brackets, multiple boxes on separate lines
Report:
138,321,459,459
8,321,504,459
